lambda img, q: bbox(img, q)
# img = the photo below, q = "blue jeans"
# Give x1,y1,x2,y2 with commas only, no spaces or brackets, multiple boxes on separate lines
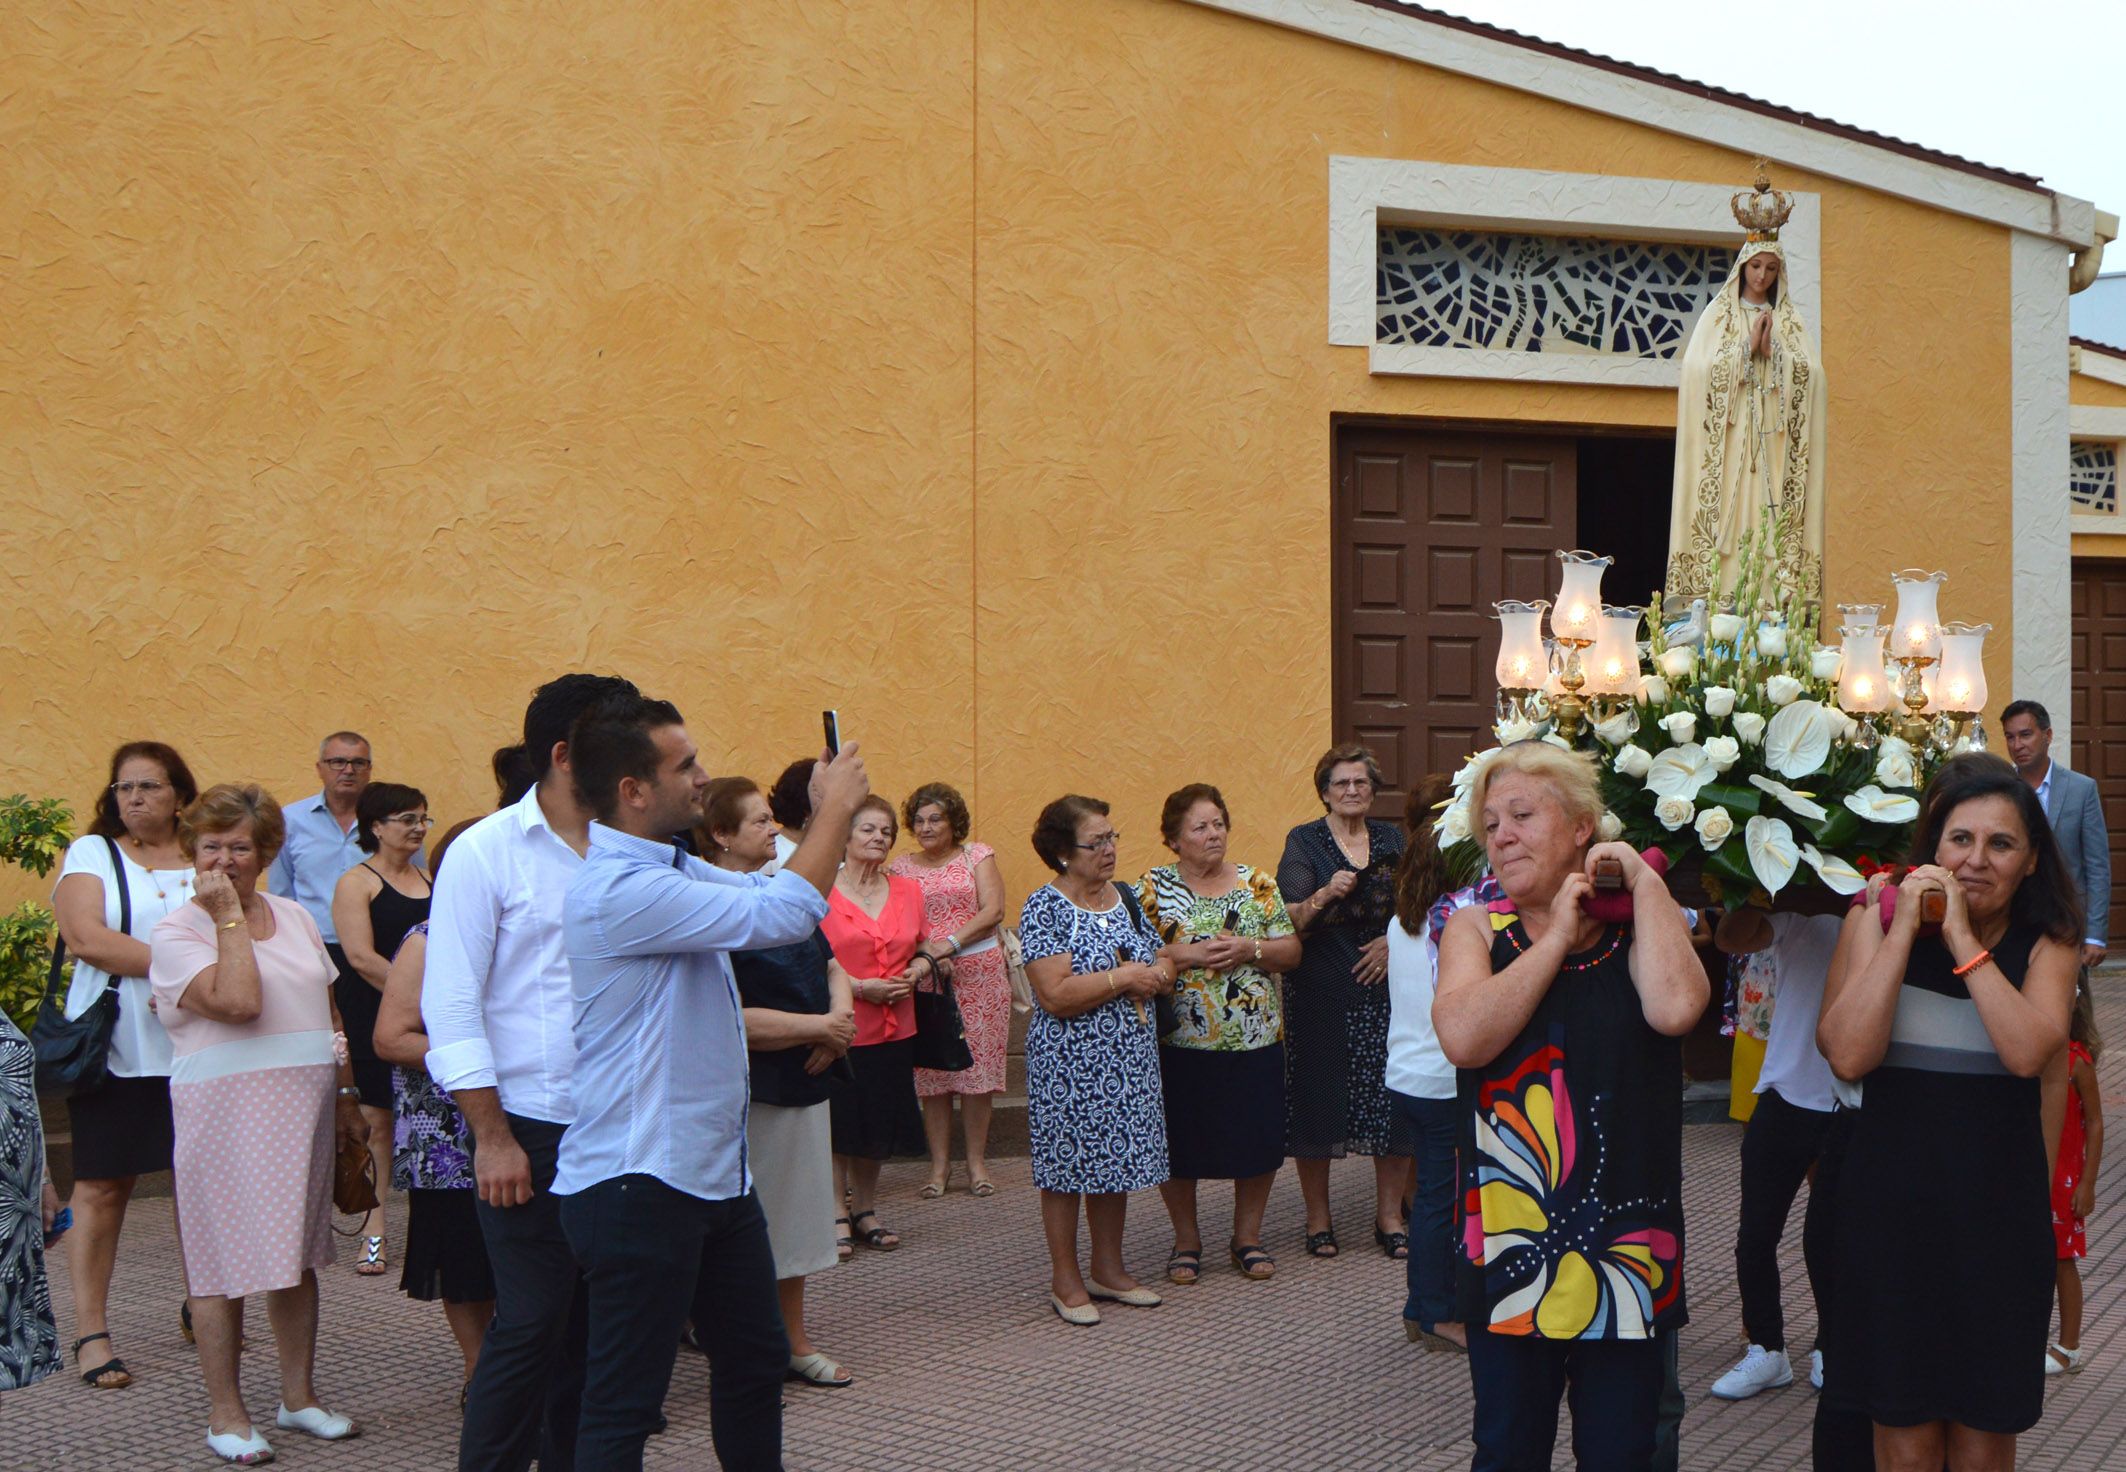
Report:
1389,1088,1458,1330
1466,1328,1667,1471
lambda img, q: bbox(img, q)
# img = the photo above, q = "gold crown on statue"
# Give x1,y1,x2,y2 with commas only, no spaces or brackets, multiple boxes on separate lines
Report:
1730,160,1794,242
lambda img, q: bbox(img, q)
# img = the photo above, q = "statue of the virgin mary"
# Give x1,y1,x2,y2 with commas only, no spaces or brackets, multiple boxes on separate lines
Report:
1665,168,1827,606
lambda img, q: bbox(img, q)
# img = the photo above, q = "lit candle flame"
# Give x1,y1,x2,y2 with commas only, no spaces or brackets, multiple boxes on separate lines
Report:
1948,680,1972,706
1854,678,1873,700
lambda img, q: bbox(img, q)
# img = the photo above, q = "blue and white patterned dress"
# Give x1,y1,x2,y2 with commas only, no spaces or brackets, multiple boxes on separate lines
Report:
1018,885,1169,1194
0,1012,59,1392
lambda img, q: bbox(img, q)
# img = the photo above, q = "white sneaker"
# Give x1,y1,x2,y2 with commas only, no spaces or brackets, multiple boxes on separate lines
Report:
1809,1349,1824,1390
1710,1344,1794,1400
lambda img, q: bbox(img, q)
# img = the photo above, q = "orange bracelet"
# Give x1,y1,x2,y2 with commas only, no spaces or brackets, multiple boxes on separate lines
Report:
1951,948,1992,977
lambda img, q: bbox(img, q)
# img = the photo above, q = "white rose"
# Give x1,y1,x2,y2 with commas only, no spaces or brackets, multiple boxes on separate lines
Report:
1655,795,1695,831
1703,735,1741,773
1657,711,1698,745
1694,804,1735,850
1495,715,1539,744
1596,811,1624,842
1709,613,1745,644
1754,625,1788,659
1641,675,1670,704
1593,709,1638,747
1658,647,1696,679
1811,646,1844,680
1875,746,1920,790
1733,711,1767,745
1702,685,1737,719
1764,674,1804,706
1614,744,1654,780
1435,801,1472,848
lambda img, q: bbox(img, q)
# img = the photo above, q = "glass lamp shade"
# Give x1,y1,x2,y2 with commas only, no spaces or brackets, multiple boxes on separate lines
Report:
1550,550,1612,643
1836,603,1884,633
1934,622,1992,714
1584,606,1644,696
1494,600,1551,690
1837,627,1892,714
1889,570,1947,661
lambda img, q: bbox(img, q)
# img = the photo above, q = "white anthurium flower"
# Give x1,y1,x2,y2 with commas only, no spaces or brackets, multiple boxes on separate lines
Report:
1641,674,1670,704
1614,744,1655,780
1765,700,1833,779
1844,784,1922,825
1703,735,1742,773
1495,715,1539,744
1747,773,1830,823
1658,647,1695,679
1764,674,1805,706
1655,795,1695,831
1452,747,1502,795
1732,711,1767,746
1645,743,1716,802
1702,685,1737,719
1657,711,1698,746
1802,844,1868,895
1811,646,1845,680
1708,613,1745,644
1822,708,1859,742
1596,811,1624,842
1744,815,1801,896
1592,709,1639,747
1754,625,1789,659
1435,801,1472,849
1695,805,1736,851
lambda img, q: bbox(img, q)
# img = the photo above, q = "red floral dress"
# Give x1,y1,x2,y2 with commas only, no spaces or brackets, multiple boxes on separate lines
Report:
889,843,1009,1097
2051,1040,2093,1261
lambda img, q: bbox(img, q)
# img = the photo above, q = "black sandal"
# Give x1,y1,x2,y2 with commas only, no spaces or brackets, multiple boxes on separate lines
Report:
1304,1228,1339,1258
850,1209,900,1251
1166,1248,1202,1285
73,1333,132,1389
1375,1226,1409,1260
834,1216,854,1260
1229,1242,1276,1279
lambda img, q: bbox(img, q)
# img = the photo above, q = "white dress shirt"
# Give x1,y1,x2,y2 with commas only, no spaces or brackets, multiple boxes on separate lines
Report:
421,785,586,1124
552,824,829,1203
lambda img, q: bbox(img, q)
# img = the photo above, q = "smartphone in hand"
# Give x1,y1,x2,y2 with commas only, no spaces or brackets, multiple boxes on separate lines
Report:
822,709,842,757
43,1205,71,1249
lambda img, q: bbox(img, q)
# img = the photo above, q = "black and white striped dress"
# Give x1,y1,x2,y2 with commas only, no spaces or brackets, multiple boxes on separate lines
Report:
0,1011,59,1392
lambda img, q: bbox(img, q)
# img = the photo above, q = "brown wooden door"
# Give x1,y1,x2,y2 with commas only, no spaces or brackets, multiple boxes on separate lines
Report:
2069,560,2126,931
1333,426,1577,818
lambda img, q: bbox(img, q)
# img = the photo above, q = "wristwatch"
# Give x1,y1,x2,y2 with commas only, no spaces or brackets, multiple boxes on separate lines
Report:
336,1087,362,1101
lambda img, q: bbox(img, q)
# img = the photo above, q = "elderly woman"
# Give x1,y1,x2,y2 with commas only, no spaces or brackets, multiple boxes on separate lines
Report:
1434,743,1706,1470
890,781,1010,1197
1139,783,1299,1284
149,784,367,1464
329,779,434,1276
1020,795,1175,1325
1278,744,1412,1259
50,740,199,1388
1817,758,2079,1471
0,1007,60,1397
822,795,930,1253
701,776,859,1387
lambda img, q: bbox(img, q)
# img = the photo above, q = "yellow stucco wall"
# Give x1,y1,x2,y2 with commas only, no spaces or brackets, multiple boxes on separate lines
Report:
0,0,2034,904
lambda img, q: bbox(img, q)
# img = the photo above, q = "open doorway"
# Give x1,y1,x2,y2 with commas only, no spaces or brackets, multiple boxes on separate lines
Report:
1577,432,1676,611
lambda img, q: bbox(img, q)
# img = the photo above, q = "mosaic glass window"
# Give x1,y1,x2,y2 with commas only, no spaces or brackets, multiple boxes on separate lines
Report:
2072,440,2119,514
1377,228,1735,357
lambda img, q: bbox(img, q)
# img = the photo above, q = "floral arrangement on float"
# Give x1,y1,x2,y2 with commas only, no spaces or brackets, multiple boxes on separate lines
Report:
1436,523,1996,909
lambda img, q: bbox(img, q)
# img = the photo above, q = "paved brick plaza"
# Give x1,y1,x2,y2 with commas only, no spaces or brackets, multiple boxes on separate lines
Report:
16,980,2126,1470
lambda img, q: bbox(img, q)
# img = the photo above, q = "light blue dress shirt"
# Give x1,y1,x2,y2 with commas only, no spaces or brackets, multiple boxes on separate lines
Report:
267,792,363,943
553,823,829,1202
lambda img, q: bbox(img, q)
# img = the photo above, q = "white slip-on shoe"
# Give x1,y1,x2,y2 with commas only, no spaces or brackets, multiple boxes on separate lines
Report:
1086,1280,1163,1307
206,1426,274,1464
1050,1293,1100,1326
1809,1349,1824,1391
1710,1344,1793,1400
276,1403,358,1440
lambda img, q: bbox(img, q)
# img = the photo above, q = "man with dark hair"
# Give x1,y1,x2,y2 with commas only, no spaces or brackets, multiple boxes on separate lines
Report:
2002,699,2110,966
423,672,638,1472
555,695,869,1469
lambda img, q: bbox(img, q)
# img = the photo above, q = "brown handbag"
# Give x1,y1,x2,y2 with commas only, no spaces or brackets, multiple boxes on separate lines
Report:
334,1133,379,1221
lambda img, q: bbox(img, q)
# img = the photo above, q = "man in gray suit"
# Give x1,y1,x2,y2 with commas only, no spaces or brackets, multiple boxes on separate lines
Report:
2003,699,2111,967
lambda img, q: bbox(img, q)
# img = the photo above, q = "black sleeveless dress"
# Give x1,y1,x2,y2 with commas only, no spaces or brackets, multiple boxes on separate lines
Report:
1828,923,2053,1433
334,865,432,1109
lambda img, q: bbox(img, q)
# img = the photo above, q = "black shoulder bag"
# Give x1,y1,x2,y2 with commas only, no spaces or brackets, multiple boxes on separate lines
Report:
31,835,130,1098
1111,881,1177,1036
909,952,974,1073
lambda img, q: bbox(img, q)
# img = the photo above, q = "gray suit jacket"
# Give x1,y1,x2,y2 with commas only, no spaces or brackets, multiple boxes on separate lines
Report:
2045,762,2111,947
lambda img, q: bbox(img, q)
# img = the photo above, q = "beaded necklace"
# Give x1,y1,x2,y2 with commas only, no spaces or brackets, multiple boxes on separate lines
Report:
1499,916,1625,972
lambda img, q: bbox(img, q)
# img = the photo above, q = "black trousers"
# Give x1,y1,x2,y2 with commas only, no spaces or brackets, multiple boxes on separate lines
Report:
1806,1106,1875,1472
1467,1327,1668,1471
461,1114,590,1472
560,1176,788,1472
1735,1087,1834,1353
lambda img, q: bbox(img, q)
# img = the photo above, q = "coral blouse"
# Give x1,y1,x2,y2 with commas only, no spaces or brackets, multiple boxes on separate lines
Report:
822,876,924,1047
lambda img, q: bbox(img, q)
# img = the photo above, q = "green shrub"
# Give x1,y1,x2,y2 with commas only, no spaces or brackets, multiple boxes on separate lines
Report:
0,795,75,1033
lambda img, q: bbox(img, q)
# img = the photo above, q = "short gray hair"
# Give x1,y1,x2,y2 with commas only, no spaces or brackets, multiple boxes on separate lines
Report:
319,730,371,757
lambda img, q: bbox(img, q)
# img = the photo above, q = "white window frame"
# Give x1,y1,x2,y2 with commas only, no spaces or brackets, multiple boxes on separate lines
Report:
2069,408,2126,534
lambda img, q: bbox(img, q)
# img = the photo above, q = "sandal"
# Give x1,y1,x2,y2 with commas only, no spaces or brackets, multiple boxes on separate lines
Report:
1229,1241,1276,1280
917,1181,946,1200
355,1235,388,1275
969,1178,997,1198
834,1216,854,1261
1374,1226,1409,1260
1304,1228,1340,1258
787,1351,855,1388
1166,1248,1202,1285
850,1208,900,1251
73,1332,132,1389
